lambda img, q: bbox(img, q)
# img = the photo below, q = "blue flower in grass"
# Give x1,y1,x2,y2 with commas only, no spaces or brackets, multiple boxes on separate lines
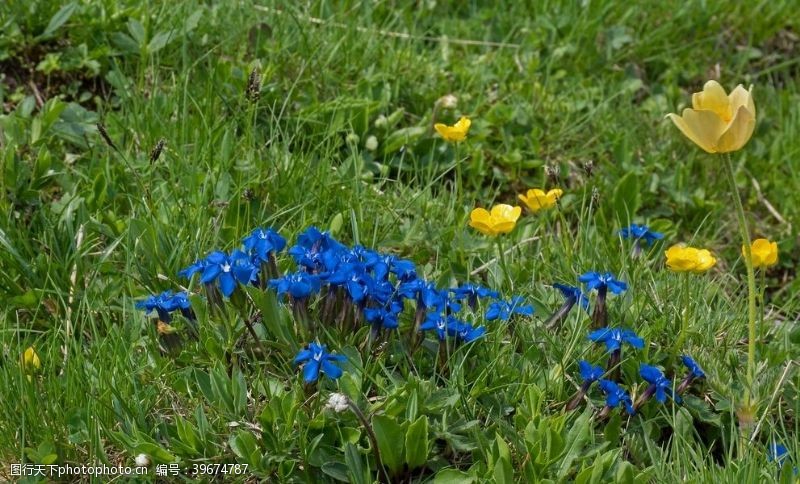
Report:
485,296,534,321
269,272,321,300
294,342,346,383
398,279,443,308
328,262,375,304
579,272,627,295
553,283,590,312
243,227,286,262
198,250,257,297
598,379,634,415
296,226,346,253
387,256,417,282
451,320,486,343
619,224,664,245
420,312,448,341
588,327,644,353
640,364,681,404
364,303,402,330
136,290,192,322
578,360,604,384
680,355,706,379
451,283,499,309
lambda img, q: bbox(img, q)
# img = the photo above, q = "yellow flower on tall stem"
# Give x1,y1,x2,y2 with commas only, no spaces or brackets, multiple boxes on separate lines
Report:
742,238,778,269
434,116,471,142
22,346,41,381
667,79,759,419
518,188,563,213
664,244,717,355
469,204,521,290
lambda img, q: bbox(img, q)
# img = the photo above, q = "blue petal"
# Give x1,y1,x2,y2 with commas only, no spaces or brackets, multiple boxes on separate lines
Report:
219,273,237,297
303,359,321,383
294,349,313,364
321,359,343,379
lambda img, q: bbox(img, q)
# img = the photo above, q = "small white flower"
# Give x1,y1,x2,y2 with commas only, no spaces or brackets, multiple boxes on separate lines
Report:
437,94,458,109
326,393,350,413
365,136,378,152
374,115,388,129
135,453,150,467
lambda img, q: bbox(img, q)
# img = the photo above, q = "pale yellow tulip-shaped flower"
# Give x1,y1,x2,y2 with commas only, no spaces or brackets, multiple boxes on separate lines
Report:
518,188,563,213
469,204,521,236
434,116,471,142
742,238,778,269
666,80,755,153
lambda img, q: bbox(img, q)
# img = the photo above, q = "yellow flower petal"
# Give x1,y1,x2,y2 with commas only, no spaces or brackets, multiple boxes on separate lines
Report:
490,204,521,222
716,105,755,153
454,116,471,132
693,249,717,273
745,238,778,268
434,116,471,142
728,84,755,119
469,208,496,236
22,346,41,371
692,80,733,121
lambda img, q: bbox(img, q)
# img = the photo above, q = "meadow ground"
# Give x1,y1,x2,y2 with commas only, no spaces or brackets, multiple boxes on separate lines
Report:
1,1,799,482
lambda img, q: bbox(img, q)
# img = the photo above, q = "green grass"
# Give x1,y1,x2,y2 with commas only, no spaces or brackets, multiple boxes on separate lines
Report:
1,1,799,482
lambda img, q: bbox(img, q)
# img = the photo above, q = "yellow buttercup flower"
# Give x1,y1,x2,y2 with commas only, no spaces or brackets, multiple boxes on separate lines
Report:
469,204,521,236
434,116,471,142
742,238,778,269
518,188,563,213
666,80,755,153
665,244,717,273
22,346,41,373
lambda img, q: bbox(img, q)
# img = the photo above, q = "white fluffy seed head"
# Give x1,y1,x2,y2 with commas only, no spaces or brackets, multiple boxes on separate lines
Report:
135,453,150,467
326,393,350,413
365,136,378,151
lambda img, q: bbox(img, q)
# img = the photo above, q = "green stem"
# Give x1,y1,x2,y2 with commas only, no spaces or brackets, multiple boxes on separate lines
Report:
722,153,758,408
496,238,513,291
673,273,690,356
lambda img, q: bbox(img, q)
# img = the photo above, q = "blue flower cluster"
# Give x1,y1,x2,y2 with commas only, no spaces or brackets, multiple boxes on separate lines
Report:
135,290,193,322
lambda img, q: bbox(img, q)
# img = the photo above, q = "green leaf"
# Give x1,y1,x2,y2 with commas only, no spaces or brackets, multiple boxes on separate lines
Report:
434,469,476,484
404,416,429,469
147,30,175,54
614,461,634,484
344,443,367,484
493,434,514,484
229,430,260,465
41,3,78,38
372,415,405,474
558,409,591,478
612,172,641,223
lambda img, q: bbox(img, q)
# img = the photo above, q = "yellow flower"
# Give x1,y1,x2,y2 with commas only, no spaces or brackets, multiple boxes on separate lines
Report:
434,116,471,142
22,346,41,372
665,244,717,273
742,238,778,269
469,204,521,236
518,188,563,212
666,80,756,153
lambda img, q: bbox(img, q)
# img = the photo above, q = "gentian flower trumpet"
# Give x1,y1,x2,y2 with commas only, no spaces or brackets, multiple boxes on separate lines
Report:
664,244,717,273
136,290,194,322
635,364,681,410
666,80,755,154
742,238,778,269
434,116,471,142
619,224,664,257
451,283,499,310
579,271,627,328
544,283,589,329
294,342,346,383
243,227,286,280
676,355,706,394
566,360,604,410
588,327,644,381
469,205,521,236
598,379,635,416
195,250,258,298
485,296,534,321
517,188,563,213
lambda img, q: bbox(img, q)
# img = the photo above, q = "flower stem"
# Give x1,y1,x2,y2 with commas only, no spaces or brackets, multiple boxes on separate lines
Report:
673,273,690,357
495,238,513,291
722,153,758,409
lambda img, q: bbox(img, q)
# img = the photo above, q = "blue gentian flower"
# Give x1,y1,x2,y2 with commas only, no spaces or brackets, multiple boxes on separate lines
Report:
449,319,486,343
420,312,448,340
553,283,590,312
364,303,402,330
579,272,627,295
598,379,635,415
328,262,375,304
288,244,328,272
398,279,443,308
294,342,346,383
296,226,345,253
619,224,664,245
432,289,462,314
640,364,681,404
768,443,789,467
179,258,208,279
680,355,706,379
485,296,534,321
135,290,192,322
588,327,644,352
269,272,321,299
199,250,256,297
578,360,604,384
243,227,286,263
451,283,500,309
387,256,417,282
